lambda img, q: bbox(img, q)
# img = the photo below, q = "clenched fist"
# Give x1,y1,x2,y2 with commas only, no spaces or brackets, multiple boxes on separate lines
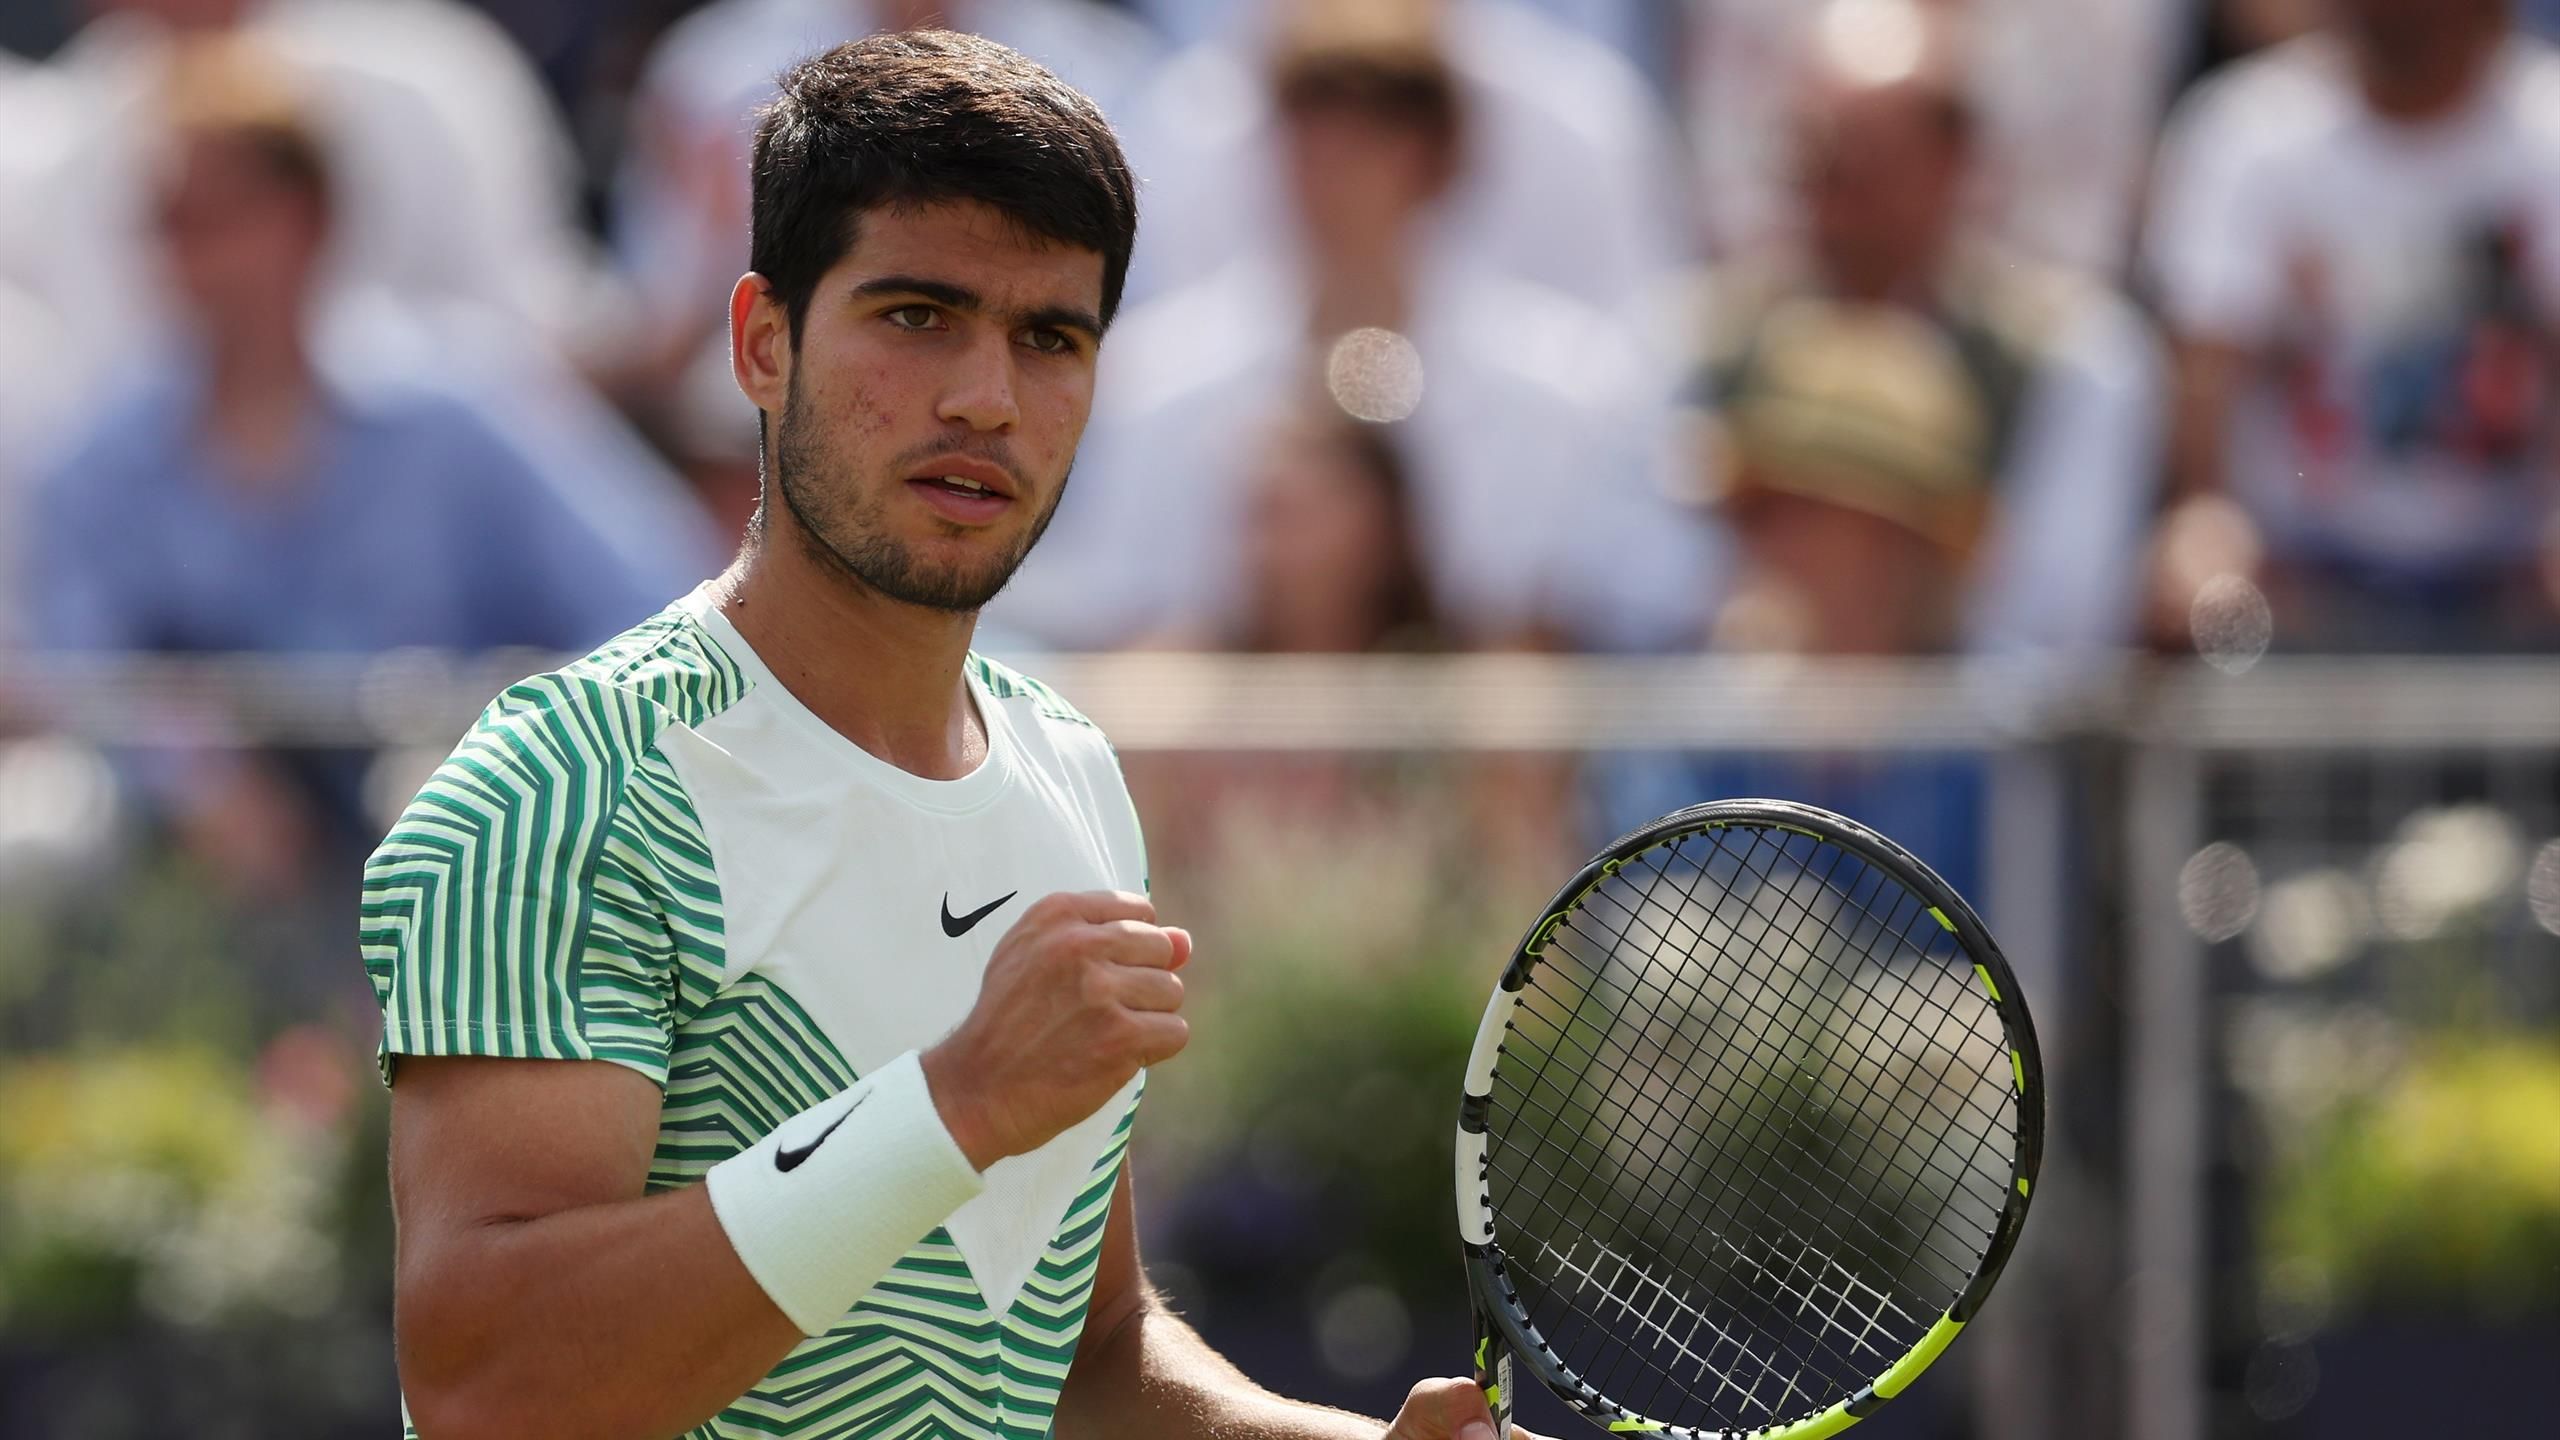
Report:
921,890,1190,1171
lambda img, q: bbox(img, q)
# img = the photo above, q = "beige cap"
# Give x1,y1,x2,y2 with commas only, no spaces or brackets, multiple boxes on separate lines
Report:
1700,298,1994,557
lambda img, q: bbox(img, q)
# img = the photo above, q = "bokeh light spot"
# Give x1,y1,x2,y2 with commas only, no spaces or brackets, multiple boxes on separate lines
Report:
2180,842,2260,942
1325,327,1426,424
2191,572,2273,675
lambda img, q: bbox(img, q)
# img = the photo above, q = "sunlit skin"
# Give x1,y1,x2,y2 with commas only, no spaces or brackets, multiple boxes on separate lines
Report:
718,199,1104,779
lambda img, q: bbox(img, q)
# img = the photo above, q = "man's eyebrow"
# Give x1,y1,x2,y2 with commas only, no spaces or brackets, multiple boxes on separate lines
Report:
851,275,1102,342
851,275,982,311
1020,304,1105,342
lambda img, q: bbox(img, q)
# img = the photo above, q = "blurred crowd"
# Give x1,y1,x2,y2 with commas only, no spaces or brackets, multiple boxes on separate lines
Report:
5,0,2560,860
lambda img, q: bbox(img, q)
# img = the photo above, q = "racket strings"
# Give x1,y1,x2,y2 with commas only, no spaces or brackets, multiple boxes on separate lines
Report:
1498,958,1988,1315
1502,933,1963,1408
1672,831,2020,1256
1482,824,2021,1432
1516,847,2002,1290
1573,844,2015,1268
1648,824,2018,1244
1496,875,1910,1416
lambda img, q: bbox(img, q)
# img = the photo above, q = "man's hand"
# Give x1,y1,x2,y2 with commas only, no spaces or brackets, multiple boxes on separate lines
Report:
1384,1378,1550,1440
922,890,1191,1171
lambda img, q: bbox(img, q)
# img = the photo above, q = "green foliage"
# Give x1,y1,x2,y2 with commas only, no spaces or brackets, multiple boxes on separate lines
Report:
0,1045,349,1332
1142,801,1525,1301
2265,1035,2560,1317
0,849,383,1340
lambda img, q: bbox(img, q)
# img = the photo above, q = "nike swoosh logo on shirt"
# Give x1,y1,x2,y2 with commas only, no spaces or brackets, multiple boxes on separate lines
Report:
774,1092,867,1173
941,890,1018,938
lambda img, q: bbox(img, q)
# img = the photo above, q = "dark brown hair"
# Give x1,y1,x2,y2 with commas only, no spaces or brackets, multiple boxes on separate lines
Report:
749,30,1139,343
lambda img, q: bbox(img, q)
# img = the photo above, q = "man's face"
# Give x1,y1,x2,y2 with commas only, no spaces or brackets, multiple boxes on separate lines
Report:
758,200,1106,612
154,133,327,338
1280,100,1453,264
1795,80,1966,293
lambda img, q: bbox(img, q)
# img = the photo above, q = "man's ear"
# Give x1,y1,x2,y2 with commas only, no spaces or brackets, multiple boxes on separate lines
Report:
732,273,792,421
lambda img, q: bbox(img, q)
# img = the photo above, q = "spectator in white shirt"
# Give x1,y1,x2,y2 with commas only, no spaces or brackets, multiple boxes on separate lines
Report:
1123,0,1690,325
2148,0,2560,651
991,0,1703,653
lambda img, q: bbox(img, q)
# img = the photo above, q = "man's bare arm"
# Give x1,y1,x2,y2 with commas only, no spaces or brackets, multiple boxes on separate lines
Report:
389,1055,802,1440
1055,1168,1523,1440
2146,338,2270,643
391,891,1187,1440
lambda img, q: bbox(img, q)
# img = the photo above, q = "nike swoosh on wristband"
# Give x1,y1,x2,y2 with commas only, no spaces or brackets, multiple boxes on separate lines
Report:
940,890,1018,938
774,1092,868,1173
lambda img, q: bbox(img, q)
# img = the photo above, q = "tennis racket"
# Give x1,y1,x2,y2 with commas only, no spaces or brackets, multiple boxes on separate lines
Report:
1456,799,2043,1439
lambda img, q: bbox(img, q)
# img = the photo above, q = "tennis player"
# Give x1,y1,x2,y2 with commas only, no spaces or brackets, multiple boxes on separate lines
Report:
363,29,1530,1440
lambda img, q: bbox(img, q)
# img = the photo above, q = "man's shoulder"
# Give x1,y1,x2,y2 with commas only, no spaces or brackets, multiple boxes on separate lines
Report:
449,603,751,785
2163,36,2359,165
32,368,196,505
968,651,1105,740
368,606,738,901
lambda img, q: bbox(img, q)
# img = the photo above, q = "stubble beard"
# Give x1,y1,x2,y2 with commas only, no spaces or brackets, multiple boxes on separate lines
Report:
769,377,1066,614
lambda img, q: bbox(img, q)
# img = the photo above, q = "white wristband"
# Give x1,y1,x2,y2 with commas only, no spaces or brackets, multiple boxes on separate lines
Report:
705,1049,985,1335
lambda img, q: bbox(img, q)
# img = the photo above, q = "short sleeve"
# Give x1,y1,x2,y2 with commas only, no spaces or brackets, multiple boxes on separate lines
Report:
360,677,722,1086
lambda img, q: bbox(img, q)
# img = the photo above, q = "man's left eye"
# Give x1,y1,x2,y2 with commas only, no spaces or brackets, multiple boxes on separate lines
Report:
1024,329,1072,355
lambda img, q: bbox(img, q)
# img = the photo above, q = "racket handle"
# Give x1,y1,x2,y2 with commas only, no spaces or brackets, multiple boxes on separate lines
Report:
1472,1315,1514,1440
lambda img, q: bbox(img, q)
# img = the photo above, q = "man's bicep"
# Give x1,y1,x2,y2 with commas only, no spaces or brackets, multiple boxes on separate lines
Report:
391,1055,666,1243
1077,1164,1151,1360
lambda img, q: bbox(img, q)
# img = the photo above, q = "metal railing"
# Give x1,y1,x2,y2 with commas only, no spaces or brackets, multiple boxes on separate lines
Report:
6,648,2556,1440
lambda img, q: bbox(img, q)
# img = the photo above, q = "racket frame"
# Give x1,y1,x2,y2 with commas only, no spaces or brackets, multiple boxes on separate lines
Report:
1454,799,2045,1440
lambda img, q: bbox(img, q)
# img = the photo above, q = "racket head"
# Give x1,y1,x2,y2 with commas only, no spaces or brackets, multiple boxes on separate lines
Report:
1454,800,2043,1440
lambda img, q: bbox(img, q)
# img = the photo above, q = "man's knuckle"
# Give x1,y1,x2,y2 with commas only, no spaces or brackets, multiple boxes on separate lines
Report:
1077,962,1117,1006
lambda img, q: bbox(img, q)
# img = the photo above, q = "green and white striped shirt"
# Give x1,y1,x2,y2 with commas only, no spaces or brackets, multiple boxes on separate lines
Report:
363,588,1150,1438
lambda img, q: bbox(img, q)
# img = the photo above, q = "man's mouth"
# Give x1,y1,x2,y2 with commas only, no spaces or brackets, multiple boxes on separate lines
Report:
907,472,1015,525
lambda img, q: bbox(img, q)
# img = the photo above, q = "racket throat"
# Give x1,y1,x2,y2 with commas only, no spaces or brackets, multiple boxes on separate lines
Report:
1473,1323,1515,1440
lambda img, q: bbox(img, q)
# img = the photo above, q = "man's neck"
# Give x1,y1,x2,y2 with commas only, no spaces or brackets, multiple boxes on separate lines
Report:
1306,240,1417,337
2355,16,2503,123
712,520,989,782
203,326,316,487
